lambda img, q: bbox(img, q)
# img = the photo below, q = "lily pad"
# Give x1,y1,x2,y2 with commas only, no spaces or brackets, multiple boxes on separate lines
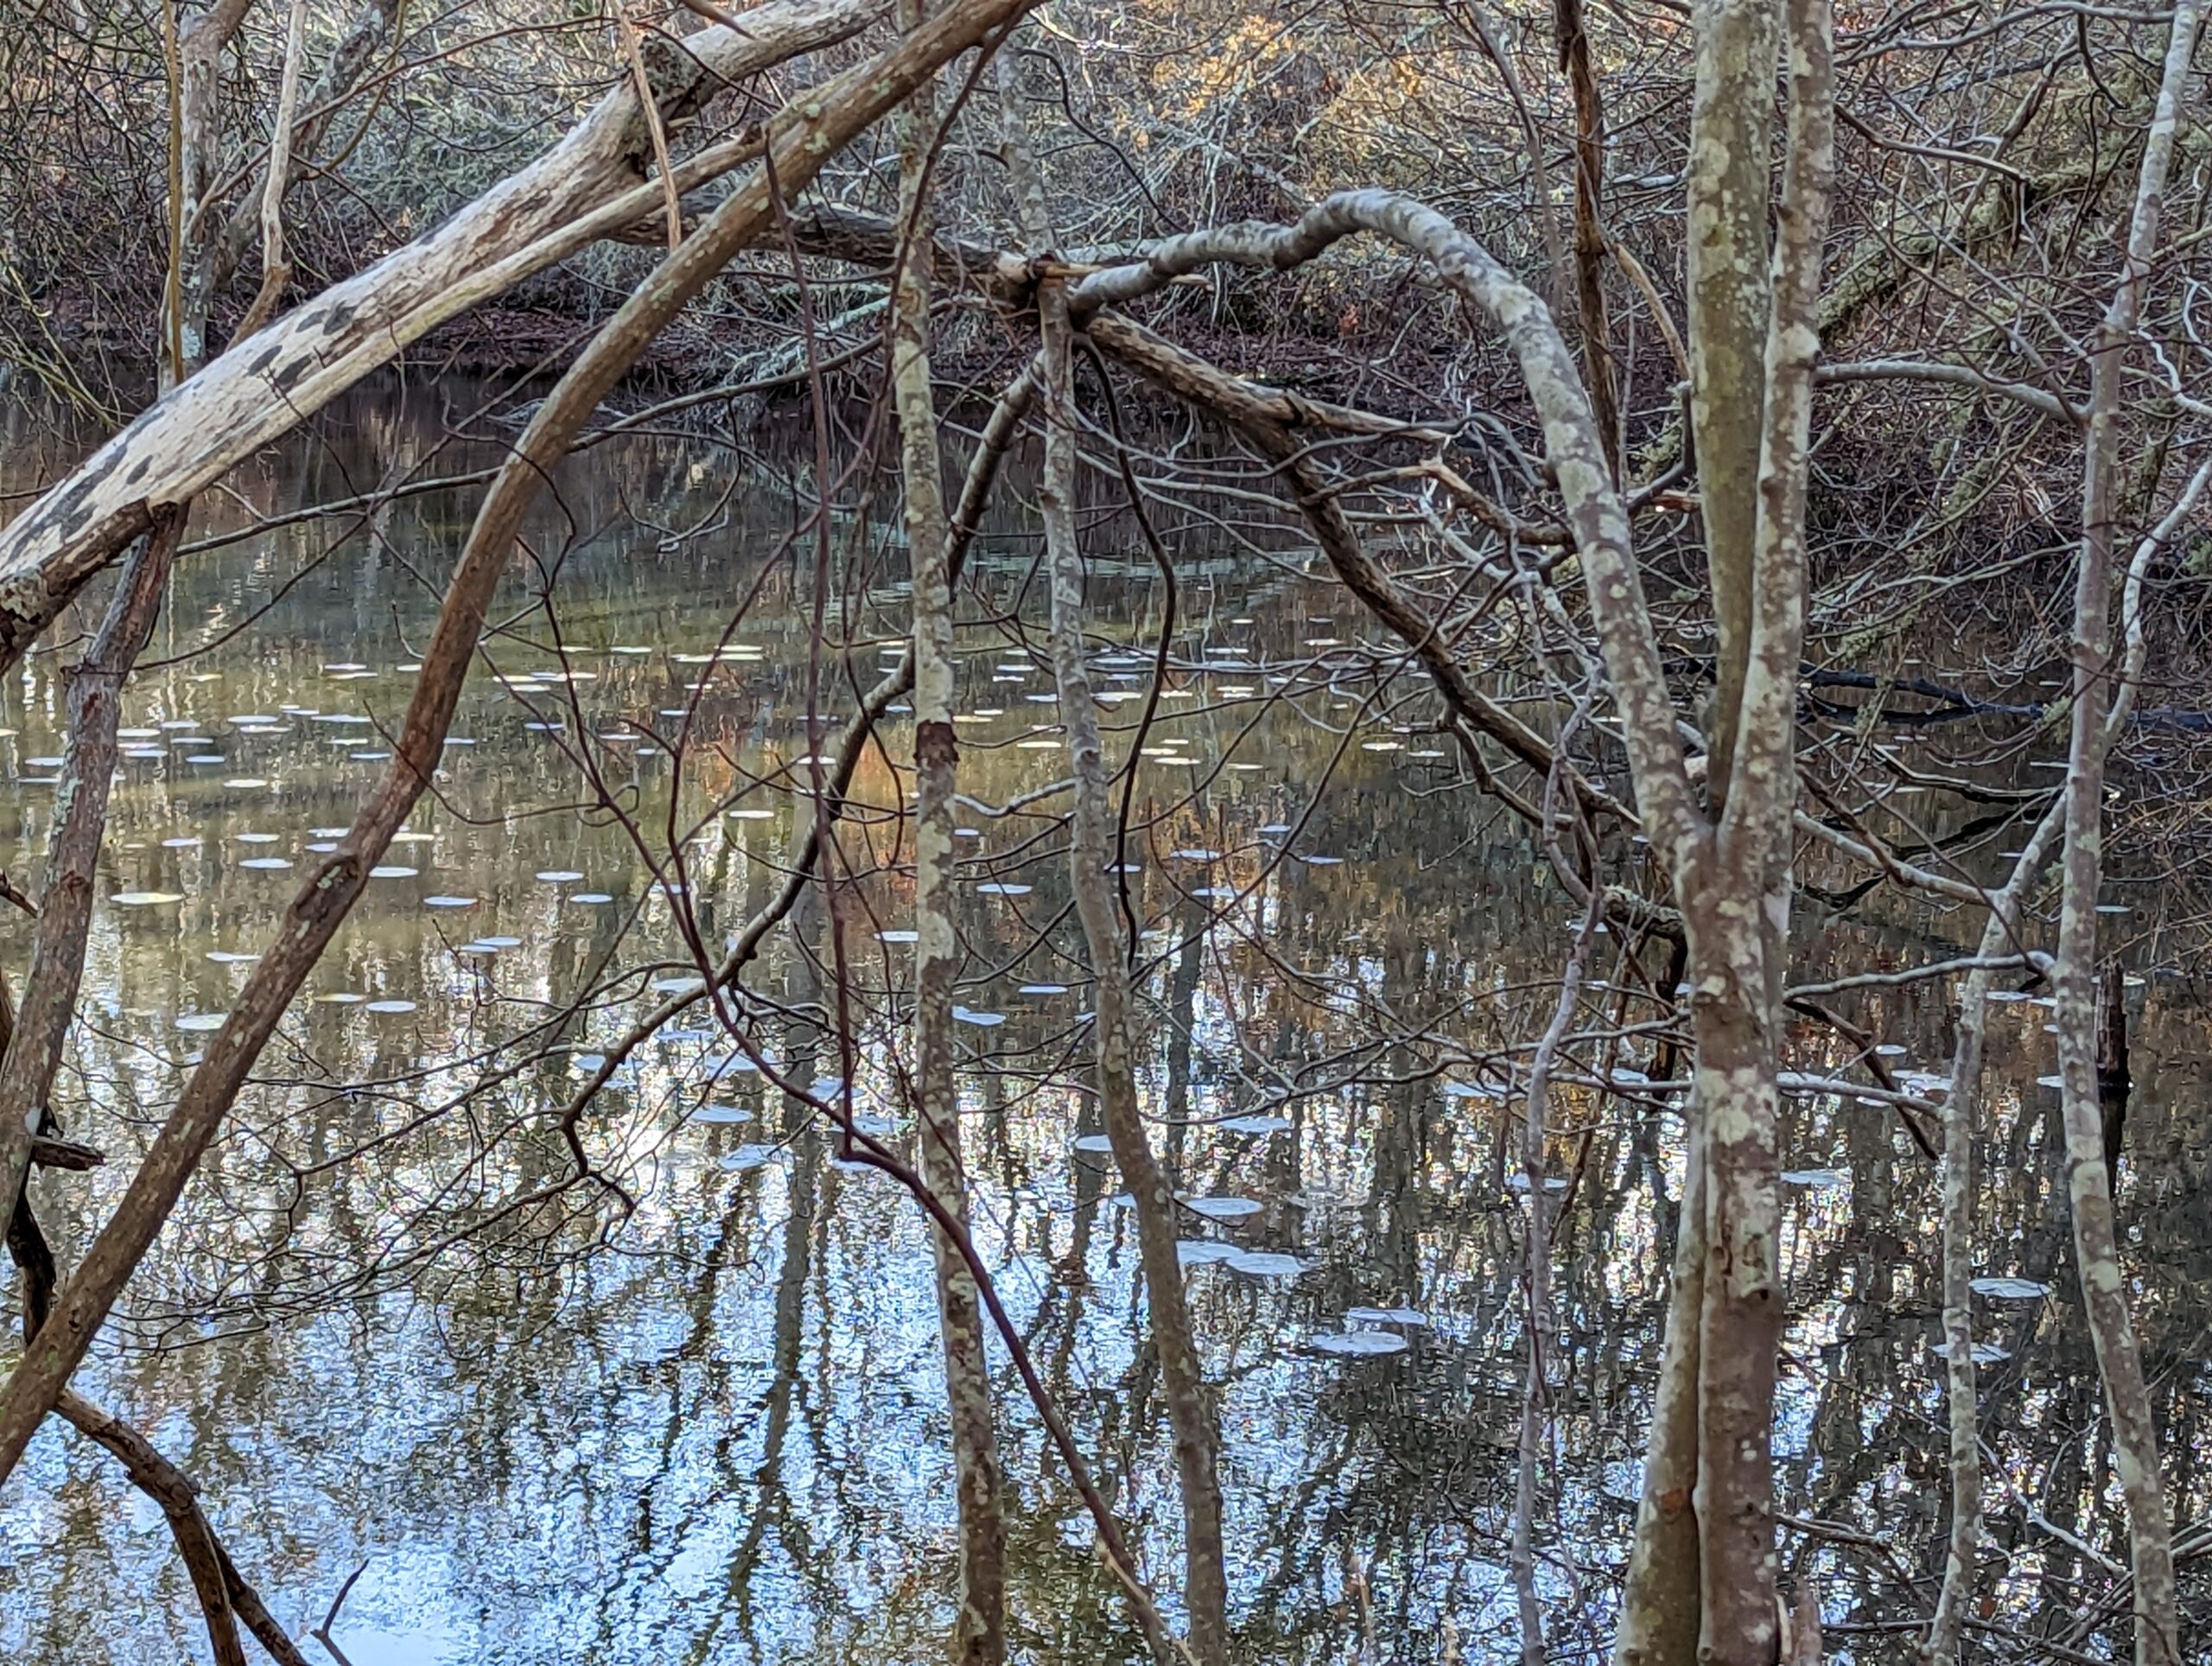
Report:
1971,1276,2052,1300
1345,1306,1428,1326
1311,1332,1408,1358
1177,1240,1237,1267
1183,1196,1262,1221
1224,1250,1306,1278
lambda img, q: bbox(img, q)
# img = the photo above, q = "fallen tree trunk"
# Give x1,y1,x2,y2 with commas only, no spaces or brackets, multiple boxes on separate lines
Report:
0,0,881,676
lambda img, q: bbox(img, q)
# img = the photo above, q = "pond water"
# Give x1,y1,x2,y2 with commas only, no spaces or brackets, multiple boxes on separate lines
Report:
0,386,2208,1663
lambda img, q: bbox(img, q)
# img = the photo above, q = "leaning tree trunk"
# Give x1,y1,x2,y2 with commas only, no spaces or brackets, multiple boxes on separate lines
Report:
893,4,1008,1657
0,512,184,1243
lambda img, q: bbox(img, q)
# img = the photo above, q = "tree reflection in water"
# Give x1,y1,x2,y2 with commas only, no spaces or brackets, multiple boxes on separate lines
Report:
0,389,2207,1661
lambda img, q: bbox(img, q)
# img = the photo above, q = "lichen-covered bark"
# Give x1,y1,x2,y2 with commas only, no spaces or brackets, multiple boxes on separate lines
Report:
1687,3,1831,1653
2050,9,2200,1657
167,0,257,384
894,10,1007,1657
1684,0,1776,815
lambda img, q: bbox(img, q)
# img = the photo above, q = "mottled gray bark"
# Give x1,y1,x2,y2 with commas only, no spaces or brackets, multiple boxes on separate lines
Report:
1003,72,1228,1663
166,0,257,385
896,12,1007,1658
1683,0,1776,812
1923,461,2209,1663
1688,0,1832,1655
2052,5,2200,1660
230,0,308,342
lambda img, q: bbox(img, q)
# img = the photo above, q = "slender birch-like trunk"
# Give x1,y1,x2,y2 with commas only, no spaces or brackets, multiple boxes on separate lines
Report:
893,7,1007,1656
1001,60,1230,1661
231,0,309,342
2052,16,2200,1656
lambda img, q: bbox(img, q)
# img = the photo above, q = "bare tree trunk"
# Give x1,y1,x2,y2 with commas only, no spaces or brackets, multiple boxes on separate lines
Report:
0,510,185,1278
1683,0,1830,1656
1554,0,1617,474
0,0,1039,1491
167,0,257,383
2051,14,2201,1659
1683,0,1776,812
1926,462,2208,1663
231,0,309,342
1612,1116,1705,1666
1002,56,1229,1666
207,0,404,300
894,6,1007,1656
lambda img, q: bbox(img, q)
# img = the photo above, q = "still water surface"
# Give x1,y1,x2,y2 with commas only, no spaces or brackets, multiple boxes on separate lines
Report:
0,388,2209,1662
